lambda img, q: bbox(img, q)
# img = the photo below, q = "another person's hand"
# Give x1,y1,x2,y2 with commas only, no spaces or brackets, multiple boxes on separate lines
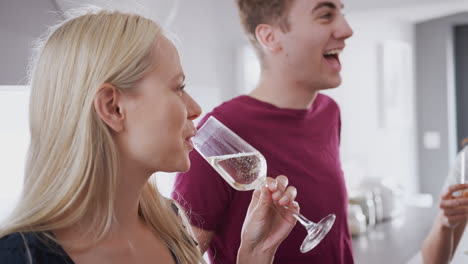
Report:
237,175,299,263
439,183,468,228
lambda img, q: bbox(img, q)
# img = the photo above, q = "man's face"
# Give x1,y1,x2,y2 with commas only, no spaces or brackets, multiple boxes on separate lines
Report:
277,0,353,90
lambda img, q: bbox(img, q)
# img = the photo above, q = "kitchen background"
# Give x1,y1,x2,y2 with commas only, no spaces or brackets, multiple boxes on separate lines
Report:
2,0,468,263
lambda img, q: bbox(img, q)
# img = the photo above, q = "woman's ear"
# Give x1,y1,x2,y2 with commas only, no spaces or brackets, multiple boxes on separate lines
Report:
94,83,125,132
255,24,282,53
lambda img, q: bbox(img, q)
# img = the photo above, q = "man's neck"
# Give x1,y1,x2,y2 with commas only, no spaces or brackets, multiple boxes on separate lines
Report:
249,70,319,110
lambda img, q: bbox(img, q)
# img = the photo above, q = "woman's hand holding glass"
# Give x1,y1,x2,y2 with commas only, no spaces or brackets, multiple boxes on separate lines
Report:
439,183,468,228
237,176,299,264
440,141,468,228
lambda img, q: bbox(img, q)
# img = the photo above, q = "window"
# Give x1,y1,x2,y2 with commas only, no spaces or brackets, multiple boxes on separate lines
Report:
0,86,30,221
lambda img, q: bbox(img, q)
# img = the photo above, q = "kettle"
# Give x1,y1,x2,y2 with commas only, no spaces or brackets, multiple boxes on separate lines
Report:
359,177,404,220
347,204,367,236
348,189,377,227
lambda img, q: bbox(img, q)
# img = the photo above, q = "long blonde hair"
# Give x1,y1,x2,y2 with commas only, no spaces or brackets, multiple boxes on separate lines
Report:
0,9,204,264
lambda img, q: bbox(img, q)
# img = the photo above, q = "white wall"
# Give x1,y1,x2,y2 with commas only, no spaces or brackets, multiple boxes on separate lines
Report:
323,12,419,195
0,0,62,85
0,86,30,222
415,13,468,198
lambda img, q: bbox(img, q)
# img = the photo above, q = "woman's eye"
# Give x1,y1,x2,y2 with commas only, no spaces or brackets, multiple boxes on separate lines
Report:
177,84,186,95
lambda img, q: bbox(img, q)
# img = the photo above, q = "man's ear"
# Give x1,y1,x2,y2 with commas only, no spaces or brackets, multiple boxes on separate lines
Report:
93,83,125,132
255,24,282,53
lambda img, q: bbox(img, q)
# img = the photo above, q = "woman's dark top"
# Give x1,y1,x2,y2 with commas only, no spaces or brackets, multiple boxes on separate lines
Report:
0,232,74,263
0,231,183,263
0,203,191,263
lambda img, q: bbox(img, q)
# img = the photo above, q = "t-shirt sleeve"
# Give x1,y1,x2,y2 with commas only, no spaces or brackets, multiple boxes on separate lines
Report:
171,115,234,232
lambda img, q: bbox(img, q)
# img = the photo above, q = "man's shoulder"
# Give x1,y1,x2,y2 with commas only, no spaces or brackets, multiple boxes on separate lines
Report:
211,96,248,114
198,96,248,127
317,93,340,110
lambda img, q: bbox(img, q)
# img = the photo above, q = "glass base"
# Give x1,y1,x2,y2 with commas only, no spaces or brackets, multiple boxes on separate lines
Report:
300,214,336,253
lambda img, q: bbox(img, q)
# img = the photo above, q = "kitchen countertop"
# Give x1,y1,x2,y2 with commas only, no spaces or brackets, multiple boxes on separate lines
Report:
352,206,438,264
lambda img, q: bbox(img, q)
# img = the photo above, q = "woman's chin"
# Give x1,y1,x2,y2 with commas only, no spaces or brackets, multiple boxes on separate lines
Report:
179,160,191,173
168,159,191,173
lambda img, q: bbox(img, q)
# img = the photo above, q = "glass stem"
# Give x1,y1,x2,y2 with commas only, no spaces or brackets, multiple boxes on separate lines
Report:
283,205,314,227
292,212,314,227
260,179,316,228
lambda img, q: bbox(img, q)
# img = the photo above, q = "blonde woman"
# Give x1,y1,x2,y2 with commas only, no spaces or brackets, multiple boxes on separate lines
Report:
0,9,299,264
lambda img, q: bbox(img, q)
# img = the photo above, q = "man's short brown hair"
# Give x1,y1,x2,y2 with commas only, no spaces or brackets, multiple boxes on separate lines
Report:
236,0,295,57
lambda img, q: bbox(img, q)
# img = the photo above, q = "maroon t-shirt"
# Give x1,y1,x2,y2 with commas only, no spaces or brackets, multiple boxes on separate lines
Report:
172,94,353,263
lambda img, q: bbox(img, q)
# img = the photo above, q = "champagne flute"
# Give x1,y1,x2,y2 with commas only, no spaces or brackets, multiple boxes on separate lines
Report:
451,138,468,255
453,138,468,198
192,116,335,253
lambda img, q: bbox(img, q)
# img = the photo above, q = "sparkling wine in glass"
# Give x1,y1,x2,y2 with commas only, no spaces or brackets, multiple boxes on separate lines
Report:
206,151,267,191
192,116,336,253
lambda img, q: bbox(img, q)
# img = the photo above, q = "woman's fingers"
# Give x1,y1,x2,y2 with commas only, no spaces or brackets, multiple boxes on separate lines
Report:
442,214,468,227
246,188,262,217
259,175,299,210
288,200,300,214
440,198,468,209
278,186,297,206
442,184,468,199
439,186,468,228
266,177,277,192
272,175,289,201
259,177,276,204
276,175,289,191
442,206,468,216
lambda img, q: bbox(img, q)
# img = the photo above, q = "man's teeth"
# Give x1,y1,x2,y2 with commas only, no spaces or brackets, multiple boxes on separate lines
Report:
324,49,342,56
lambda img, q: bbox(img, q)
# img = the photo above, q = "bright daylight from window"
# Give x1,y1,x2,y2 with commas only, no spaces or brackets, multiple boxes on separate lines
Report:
0,86,30,222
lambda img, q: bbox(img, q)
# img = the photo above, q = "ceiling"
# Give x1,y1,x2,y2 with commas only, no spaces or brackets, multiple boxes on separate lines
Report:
346,0,449,10
346,0,468,22
53,0,468,23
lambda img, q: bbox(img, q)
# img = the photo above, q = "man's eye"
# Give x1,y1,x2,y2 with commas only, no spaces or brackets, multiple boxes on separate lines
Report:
321,13,333,19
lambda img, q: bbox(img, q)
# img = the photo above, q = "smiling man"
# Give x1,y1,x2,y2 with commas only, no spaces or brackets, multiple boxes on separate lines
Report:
173,0,354,263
